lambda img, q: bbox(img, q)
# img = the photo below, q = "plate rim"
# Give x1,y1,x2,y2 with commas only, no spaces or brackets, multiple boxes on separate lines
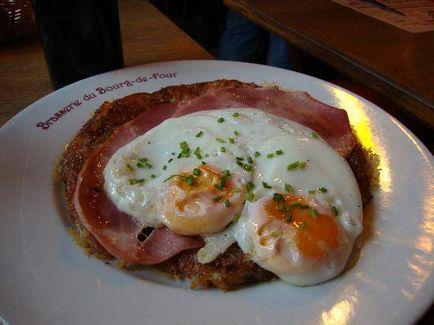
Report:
0,60,433,325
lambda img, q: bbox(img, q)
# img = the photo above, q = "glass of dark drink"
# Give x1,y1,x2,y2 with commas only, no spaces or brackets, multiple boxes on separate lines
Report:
32,0,124,89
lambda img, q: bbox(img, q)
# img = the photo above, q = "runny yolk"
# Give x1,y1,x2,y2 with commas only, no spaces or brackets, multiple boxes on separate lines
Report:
263,194,340,259
173,165,233,210
161,165,241,235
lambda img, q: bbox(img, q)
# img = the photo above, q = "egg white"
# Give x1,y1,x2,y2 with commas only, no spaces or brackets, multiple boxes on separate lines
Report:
103,108,363,284
230,112,363,285
104,109,254,229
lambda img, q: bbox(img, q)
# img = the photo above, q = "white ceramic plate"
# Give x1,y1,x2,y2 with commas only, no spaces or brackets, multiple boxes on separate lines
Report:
0,61,432,325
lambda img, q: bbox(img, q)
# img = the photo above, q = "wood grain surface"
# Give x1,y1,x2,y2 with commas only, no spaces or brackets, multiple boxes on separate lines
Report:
0,0,212,127
224,0,434,129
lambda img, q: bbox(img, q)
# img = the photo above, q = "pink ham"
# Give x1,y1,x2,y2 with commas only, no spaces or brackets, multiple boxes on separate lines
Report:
174,88,355,157
74,103,204,265
74,86,356,265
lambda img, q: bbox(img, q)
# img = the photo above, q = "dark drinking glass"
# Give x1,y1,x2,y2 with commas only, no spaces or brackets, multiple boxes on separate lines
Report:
32,0,124,89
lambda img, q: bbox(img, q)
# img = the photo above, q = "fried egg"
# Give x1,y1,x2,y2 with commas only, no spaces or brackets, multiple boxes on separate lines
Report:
104,109,254,234
233,115,363,286
104,108,363,285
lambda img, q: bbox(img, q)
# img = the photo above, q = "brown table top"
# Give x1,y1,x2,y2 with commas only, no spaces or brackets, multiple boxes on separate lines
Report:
224,0,434,129
0,0,212,127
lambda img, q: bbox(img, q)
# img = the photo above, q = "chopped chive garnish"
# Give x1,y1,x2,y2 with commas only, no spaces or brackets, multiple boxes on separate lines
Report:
310,208,319,218
126,163,133,171
236,160,245,168
246,192,255,202
277,203,286,212
287,161,299,170
136,161,145,168
236,156,244,161
297,221,307,230
193,168,201,176
232,112,240,117
163,174,180,182
287,160,307,171
286,202,310,209
129,178,145,185
195,130,203,137
234,130,240,136
136,161,152,169
213,195,223,202
201,161,207,165
180,149,190,158
286,202,300,209
232,187,241,193
270,230,281,238
273,193,284,201
284,183,294,193
310,132,318,139
244,164,254,171
229,138,235,144
216,137,225,143
162,165,167,171
276,150,283,155
163,174,196,186
267,153,274,159
179,141,191,158
136,157,152,169
247,156,254,164
215,170,231,190
254,151,261,158
151,174,156,179
308,190,316,194
236,160,253,171
318,187,328,193
185,176,195,186
224,199,230,207
277,202,310,214
278,204,288,212
284,202,296,209
221,146,226,152
332,206,339,216
171,152,176,156
168,158,173,163
262,181,272,189
246,181,255,192
194,147,203,160
217,117,225,123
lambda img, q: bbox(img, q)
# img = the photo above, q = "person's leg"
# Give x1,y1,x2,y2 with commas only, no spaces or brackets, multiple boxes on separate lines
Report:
218,10,262,62
266,33,293,70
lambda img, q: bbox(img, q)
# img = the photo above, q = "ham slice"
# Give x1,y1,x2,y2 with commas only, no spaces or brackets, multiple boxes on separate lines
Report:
174,88,355,157
74,103,204,265
74,86,356,265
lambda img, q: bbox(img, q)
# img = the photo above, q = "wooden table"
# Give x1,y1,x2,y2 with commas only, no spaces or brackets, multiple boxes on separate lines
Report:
0,0,212,127
224,0,434,130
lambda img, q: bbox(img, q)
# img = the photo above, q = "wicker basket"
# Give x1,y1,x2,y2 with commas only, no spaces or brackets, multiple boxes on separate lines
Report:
0,0,33,42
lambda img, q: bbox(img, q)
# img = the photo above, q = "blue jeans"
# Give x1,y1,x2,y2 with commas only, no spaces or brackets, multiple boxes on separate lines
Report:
218,10,292,70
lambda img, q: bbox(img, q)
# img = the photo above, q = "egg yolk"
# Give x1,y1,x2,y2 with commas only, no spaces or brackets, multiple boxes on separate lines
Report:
263,194,340,259
173,165,233,210
160,165,243,235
